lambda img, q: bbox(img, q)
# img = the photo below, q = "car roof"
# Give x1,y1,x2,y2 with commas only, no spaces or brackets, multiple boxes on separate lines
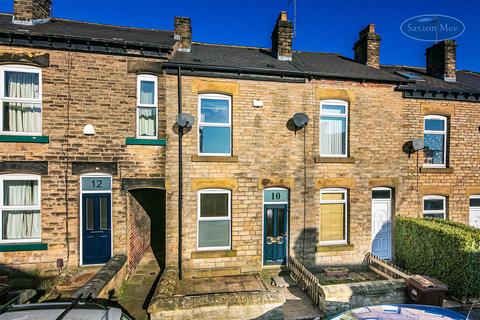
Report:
0,302,122,320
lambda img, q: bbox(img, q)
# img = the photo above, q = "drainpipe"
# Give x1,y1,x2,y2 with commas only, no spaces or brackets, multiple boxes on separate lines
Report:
177,66,183,280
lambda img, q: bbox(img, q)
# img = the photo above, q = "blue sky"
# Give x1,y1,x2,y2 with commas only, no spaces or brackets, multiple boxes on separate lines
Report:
4,0,480,71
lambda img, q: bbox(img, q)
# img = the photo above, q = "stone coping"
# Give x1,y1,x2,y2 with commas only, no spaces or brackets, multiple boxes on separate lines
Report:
149,290,283,313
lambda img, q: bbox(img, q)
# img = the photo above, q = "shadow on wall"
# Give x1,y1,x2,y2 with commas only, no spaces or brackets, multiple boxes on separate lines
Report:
129,189,166,270
292,228,318,268
0,264,55,302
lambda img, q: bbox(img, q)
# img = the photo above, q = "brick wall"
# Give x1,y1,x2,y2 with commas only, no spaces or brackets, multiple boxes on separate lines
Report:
127,192,151,272
0,46,167,273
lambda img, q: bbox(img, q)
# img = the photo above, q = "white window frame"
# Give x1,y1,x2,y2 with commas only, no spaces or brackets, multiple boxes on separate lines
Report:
0,174,41,243
136,74,158,139
0,65,42,136
319,100,349,158
423,115,447,168
198,93,232,156
423,195,446,219
197,188,231,251
319,188,348,245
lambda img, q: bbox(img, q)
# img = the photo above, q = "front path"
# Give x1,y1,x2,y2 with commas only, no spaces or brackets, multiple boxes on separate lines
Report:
119,248,161,320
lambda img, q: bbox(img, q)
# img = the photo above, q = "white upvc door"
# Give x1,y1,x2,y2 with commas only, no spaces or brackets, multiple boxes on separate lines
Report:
469,196,480,228
371,188,392,260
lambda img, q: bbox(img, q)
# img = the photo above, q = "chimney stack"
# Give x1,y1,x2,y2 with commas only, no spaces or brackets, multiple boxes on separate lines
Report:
271,11,293,61
353,24,380,69
174,17,192,53
426,40,457,82
13,0,51,25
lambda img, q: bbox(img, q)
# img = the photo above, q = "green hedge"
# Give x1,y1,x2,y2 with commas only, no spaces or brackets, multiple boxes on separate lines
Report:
395,217,480,300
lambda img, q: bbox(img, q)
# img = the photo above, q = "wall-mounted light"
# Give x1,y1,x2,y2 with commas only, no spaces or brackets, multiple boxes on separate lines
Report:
253,100,264,108
83,124,95,136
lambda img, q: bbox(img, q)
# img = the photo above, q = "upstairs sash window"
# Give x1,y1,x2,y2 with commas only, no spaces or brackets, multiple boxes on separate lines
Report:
424,115,447,167
198,94,232,156
320,100,348,157
1,66,42,135
136,75,158,138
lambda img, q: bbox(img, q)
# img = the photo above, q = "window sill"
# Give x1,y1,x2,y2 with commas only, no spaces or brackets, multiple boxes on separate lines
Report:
125,137,167,146
316,244,354,253
314,156,355,164
191,155,238,163
420,167,454,174
191,250,237,259
0,135,49,143
0,242,48,252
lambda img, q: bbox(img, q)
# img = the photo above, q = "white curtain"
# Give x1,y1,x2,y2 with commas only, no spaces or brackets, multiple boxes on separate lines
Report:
140,81,154,105
138,108,156,136
320,117,345,155
5,72,41,133
3,180,40,240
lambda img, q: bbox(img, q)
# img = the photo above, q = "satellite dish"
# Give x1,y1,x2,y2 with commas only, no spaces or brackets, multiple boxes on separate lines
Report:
293,113,309,129
176,113,195,128
412,138,425,151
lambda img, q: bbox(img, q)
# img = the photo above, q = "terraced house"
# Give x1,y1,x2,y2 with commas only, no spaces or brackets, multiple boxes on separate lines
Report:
0,0,479,281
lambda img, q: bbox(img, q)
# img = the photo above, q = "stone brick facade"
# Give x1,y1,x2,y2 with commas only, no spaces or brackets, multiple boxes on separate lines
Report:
164,73,480,277
0,46,167,274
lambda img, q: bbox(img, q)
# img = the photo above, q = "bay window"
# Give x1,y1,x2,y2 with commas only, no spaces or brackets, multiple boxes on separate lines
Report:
320,188,348,245
0,65,42,135
197,189,231,250
136,74,158,138
320,100,348,157
198,94,232,156
0,174,41,242
424,115,447,167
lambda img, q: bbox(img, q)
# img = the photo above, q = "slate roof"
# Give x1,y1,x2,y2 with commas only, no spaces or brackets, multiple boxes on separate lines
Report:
382,65,480,93
170,43,406,83
0,13,176,49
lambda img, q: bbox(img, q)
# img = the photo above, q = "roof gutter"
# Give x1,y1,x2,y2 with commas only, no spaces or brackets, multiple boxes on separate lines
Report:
163,62,408,84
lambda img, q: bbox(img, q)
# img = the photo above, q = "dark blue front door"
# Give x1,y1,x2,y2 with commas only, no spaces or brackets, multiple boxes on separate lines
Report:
264,204,287,265
82,193,112,265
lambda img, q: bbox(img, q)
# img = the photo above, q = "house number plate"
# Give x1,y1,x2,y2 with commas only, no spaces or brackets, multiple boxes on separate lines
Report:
82,177,112,191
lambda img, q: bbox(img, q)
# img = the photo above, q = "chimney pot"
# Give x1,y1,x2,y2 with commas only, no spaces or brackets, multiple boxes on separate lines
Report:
426,40,457,82
271,11,293,61
13,0,51,25
353,23,381,69
174,16,192,53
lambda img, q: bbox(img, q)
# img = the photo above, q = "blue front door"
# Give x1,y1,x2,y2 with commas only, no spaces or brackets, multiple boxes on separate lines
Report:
264,204,287,265
82,193,112,265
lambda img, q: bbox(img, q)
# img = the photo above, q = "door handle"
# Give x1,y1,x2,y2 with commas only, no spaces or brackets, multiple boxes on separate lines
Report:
267,237,277,244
